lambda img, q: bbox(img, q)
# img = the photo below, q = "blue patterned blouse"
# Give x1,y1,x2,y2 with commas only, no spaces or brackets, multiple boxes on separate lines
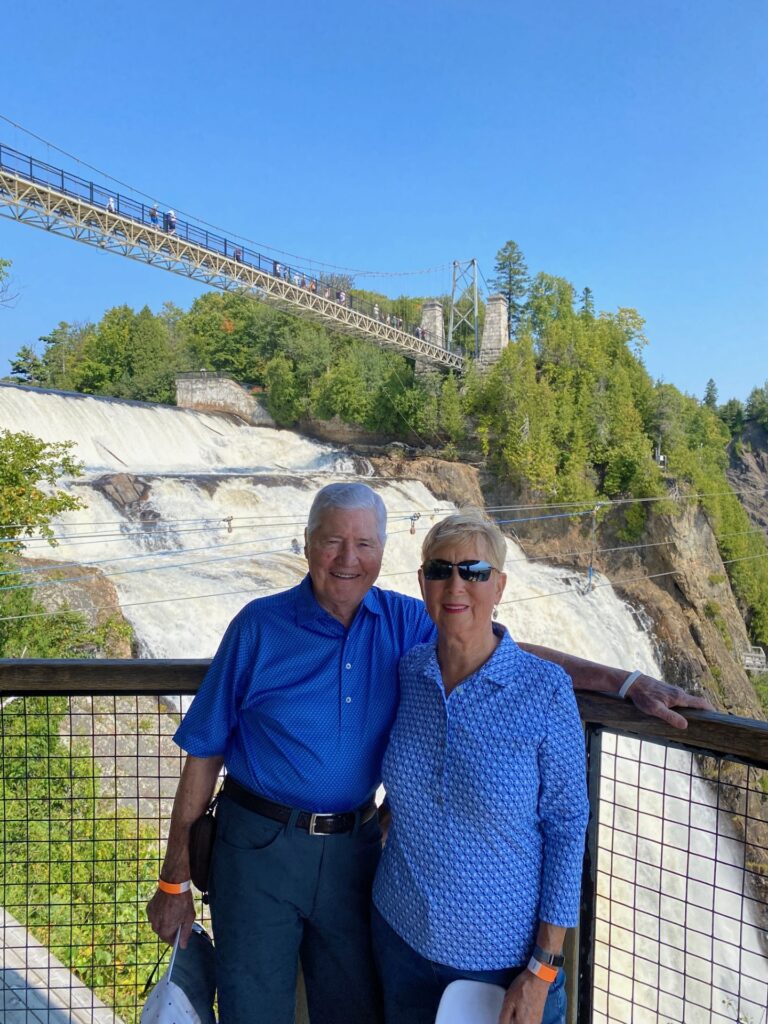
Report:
373,627,589,970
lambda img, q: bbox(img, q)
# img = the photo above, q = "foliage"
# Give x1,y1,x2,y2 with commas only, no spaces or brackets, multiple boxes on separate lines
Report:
1,697,158,1023
0,256,17,307
753,672,768,719
746,381,768,430
0,430,132,658
718,397,745,437
488,240,529,337
0,431,84,550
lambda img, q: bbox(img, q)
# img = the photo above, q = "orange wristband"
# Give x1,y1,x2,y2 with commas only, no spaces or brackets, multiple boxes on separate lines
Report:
526,957,558,983
157,879,191,895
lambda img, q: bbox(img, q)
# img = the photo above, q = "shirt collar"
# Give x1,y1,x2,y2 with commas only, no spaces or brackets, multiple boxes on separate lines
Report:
295,574,383,628
423,624,523,690
480,627,524,687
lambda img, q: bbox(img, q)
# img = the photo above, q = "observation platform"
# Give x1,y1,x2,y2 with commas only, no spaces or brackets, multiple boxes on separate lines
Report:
0,145,463,372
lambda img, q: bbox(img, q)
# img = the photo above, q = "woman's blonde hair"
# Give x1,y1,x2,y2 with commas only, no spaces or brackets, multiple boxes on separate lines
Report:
421,508,507,570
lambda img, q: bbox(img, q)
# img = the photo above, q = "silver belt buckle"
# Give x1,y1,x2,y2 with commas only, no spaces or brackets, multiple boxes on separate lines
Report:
308,813,327,836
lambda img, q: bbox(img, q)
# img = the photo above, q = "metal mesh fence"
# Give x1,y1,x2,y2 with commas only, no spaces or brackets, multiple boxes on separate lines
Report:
587,731,768,1024
2,691,767,1023
0,693,209,1024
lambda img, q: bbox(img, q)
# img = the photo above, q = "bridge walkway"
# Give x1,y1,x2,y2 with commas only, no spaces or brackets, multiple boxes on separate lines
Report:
0,144,463,372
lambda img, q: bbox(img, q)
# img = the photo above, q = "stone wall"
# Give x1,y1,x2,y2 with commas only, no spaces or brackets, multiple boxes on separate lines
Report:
175,374,275,426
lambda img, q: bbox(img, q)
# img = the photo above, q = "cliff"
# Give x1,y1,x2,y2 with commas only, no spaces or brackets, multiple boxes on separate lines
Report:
727,420,768,536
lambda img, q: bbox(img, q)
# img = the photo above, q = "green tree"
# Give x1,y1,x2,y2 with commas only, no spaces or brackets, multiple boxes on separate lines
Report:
527,274,575,341
579,287,595,318
489,240,529,337
265,353,302,426
718,397,745,436
746,382,768,429
438,373,465,445
35,321,95,391
124,307,176,402
0,430,130,658
9,345,44,386
703,378,718,409
0,431,84,549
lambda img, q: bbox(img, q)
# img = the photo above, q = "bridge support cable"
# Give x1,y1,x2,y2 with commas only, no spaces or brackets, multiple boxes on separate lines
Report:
0,147,463,372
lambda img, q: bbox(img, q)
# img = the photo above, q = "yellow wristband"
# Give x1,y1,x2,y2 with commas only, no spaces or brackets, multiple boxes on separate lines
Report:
157,879,191,895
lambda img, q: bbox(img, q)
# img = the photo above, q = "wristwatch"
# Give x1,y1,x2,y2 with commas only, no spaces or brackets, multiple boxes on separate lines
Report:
532,944,565,967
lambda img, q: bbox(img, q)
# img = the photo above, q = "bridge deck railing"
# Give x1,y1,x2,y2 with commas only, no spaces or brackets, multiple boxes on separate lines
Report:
0,143,463,368
1,660,766,1024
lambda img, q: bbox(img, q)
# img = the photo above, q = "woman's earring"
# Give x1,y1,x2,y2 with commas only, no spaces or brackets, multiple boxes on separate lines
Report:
493,606,499,620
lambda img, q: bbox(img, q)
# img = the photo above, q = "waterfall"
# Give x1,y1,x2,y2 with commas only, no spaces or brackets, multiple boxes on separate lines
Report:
1,383,765,1022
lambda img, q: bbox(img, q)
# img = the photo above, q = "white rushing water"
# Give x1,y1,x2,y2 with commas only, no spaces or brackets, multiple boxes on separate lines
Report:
1,384,766,1023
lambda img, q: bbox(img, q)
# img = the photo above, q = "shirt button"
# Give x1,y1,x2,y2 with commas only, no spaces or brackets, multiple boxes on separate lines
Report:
345,663,352,670
345,696,352,704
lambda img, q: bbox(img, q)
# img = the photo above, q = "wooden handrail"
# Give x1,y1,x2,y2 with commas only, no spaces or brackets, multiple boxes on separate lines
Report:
2,658,767,767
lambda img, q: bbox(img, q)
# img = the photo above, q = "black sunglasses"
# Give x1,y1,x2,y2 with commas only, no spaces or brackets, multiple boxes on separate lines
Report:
422,559,496,583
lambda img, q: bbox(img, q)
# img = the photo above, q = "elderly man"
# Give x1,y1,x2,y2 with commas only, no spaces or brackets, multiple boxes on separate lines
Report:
147,482,709,1024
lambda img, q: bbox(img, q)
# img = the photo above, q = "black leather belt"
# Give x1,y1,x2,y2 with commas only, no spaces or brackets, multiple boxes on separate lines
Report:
223,776,377,836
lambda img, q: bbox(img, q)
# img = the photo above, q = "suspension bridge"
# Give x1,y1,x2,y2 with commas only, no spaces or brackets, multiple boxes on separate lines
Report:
0,144,468,371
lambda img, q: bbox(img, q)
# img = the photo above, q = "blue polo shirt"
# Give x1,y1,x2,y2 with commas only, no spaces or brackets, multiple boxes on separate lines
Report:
373,628,589,970
174,575,434,812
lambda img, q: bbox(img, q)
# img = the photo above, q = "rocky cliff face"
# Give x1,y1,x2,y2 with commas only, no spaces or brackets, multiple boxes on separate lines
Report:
727,420,768,536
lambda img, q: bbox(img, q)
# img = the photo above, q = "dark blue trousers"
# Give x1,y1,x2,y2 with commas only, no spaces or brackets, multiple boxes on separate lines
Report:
209,794,383,1024
372,907,567,1024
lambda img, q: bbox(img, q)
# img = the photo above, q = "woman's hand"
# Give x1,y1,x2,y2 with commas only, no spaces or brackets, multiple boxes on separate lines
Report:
498,970,551,1024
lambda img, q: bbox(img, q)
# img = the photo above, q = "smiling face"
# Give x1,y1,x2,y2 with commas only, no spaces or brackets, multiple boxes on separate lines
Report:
418,538,507,642
305,507,384,625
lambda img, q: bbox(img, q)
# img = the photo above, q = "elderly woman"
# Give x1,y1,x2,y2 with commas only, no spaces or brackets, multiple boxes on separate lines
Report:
372,510,590,1024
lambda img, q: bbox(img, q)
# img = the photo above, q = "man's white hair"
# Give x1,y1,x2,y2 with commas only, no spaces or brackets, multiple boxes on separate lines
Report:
307,483,387,544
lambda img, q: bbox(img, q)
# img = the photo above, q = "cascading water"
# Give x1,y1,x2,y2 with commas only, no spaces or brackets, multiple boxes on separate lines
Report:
1,384,765,1023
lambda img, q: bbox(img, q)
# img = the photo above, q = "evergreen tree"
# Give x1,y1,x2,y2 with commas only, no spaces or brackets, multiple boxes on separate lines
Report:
580,287,595,318
489,240,529,338
703,378,718,409
9,346,44,386
718,397,745,436
746,382,768,429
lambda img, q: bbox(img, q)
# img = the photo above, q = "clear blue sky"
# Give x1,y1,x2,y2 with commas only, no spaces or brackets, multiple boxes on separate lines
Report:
0,0,765,403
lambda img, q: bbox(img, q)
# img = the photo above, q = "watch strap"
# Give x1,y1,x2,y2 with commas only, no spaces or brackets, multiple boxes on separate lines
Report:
532,944,565,967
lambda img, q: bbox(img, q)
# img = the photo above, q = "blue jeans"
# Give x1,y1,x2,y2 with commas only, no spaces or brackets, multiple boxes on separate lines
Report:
371,907,567,1024
209,795,384,1024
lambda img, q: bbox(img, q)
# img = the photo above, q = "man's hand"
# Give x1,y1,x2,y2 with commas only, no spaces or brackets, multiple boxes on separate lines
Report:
498,970,550,1024
519,644,715,730
628,674,714,730
147,889,196,948
145,754,223,948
